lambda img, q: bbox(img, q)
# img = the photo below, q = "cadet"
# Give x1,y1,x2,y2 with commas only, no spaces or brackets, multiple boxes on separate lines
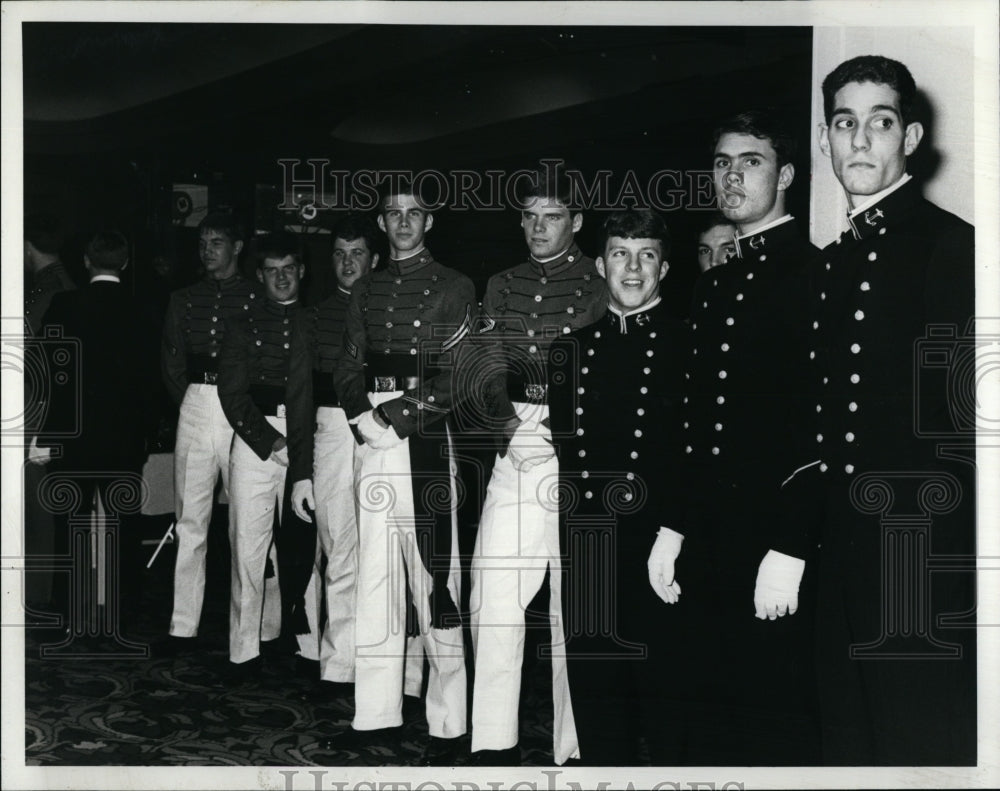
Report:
161,212,258,652
663,109,821,764
469,164,607,766
804,54,976,765
288,214,379,687
547,209,688,764
330,180,473,765
218,232,304,676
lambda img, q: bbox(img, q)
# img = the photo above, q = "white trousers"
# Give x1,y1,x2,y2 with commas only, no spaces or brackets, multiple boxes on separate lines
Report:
296,407,358,681
228,417,284,663
470,402,579,764
352,392,466,737
170,384,233,637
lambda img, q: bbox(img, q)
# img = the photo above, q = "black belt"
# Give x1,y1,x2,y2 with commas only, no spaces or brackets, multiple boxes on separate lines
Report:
367,374,421,393
187,353,219,384
507,373,548,403
250,384,286,417
312,368,340,407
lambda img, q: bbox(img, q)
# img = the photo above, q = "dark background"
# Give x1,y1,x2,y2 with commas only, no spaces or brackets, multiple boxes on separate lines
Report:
23,23,813,315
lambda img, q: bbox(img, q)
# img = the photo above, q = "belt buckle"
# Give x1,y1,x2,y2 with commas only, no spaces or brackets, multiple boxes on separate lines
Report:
203,372,218,385
524,383,547,401
275,404,286,419
375,376,396,392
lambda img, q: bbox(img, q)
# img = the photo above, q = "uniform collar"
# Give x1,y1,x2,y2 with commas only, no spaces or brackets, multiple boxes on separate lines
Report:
733,215,795,259
262,298,299,316
844,175,918,242
606,296,662,335
334,285,352,302
528,242,584,277
205,271,244,290
89,274,121,284
387,249,434,276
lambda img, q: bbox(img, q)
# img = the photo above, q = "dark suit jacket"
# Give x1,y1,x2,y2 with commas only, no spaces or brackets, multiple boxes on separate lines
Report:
38,279,158,472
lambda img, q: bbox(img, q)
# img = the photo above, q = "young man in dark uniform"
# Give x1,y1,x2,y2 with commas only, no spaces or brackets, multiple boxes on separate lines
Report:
330,181,473,764
469,165,607,766
664,109,822,764
547,209,687,765
801,54,976,765
287,215,379,688
218,232,304,676
161,212,257,651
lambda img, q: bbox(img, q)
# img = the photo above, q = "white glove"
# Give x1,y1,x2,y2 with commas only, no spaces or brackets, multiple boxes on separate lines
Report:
647,527,684,604
356,409,389,446
506,421,555,470
27,436,52,465
754,549,806,620
291,479,315,523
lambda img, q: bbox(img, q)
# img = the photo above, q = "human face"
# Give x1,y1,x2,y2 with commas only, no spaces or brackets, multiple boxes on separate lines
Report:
257,254,303,303
521,197,582,260
596,236,668,314
819,80,923,204
332,236,377,290
697,224,737,272
713,132,794,233
199,229,242,279
377,193,432,257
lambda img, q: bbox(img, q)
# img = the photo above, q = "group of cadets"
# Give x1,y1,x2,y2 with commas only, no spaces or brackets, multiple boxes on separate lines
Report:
25,55,975,767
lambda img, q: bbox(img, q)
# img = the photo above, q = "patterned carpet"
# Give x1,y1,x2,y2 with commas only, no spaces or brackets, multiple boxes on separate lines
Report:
22,511,557,768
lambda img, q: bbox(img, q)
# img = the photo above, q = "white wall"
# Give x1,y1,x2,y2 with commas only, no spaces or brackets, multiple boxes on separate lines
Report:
810,27,976,248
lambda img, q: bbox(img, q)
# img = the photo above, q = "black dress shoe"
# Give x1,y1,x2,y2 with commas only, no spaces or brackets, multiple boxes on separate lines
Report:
156,635,199,658
320,726,402,753
418,735,463,766
469,746,521,766
224,656,263,684
294,655,320,680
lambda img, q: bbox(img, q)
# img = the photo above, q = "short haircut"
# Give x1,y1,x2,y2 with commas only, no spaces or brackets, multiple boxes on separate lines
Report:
377,175,440,213
198,211,246,245
712,109,798,168
517,162,580,211
333,213,378,253
600,209,671,259
696,210,737,238
85,230,129,272
24,213,64,255
254,230,302,268
822,55,917,125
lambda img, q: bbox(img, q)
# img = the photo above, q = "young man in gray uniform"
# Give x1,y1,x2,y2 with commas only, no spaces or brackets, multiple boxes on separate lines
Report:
330,181,473,764
218,232,304,676
469,165,606,766
161,213,259,652
287,215,379,688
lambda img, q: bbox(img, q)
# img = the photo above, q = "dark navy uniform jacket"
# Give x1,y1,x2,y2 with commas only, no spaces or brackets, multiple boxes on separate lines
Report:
548,299,688,536
681,217,821,559
218,298,300,461
161,273,256,405
286,286,352,484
